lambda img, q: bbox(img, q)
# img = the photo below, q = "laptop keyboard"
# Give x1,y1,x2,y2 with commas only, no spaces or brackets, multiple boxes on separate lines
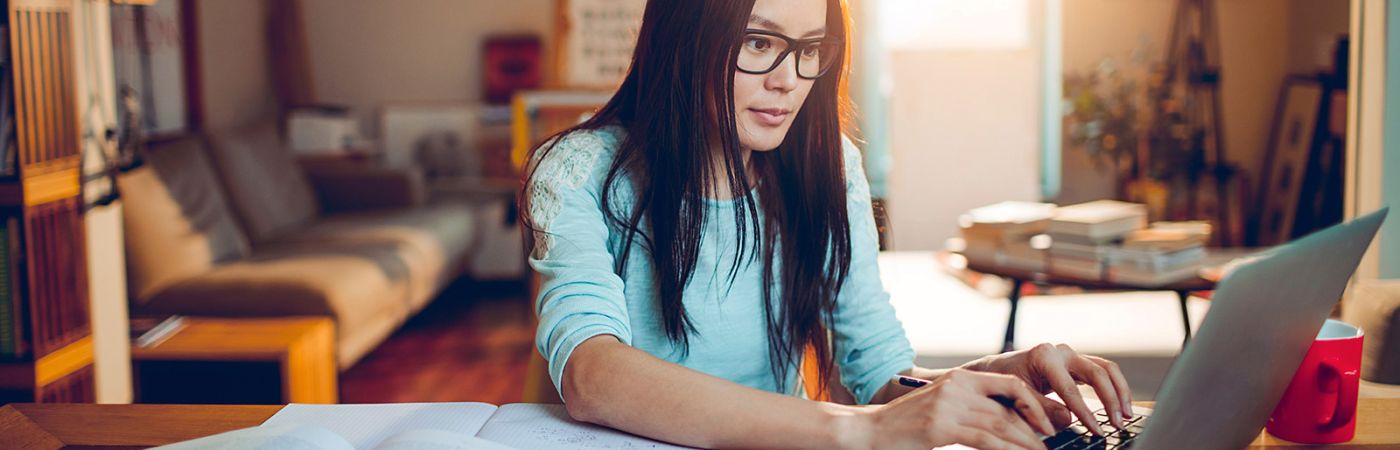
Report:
1042,409,1148,450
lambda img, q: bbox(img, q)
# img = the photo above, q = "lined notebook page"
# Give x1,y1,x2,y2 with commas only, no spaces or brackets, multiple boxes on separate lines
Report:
475,404,696,449
263,403,499,449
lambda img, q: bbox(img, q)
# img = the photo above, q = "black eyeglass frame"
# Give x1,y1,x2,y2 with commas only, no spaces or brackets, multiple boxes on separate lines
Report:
735,29,842,80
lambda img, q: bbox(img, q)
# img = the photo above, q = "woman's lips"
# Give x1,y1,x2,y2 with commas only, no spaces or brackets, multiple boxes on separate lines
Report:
749,108,790,127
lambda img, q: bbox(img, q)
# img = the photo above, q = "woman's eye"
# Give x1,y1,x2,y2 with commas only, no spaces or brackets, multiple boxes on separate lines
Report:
744,37,773,52
800,44,821,58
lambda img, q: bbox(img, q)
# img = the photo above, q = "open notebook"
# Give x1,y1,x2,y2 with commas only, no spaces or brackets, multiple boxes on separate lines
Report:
157,403,696,450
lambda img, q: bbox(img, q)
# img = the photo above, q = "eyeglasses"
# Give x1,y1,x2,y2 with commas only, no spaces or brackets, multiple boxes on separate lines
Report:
735,29,841,80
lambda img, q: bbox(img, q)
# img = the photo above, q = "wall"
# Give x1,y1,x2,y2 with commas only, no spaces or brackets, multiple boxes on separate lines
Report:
1057,0,1174,204
1383,0,1399,279
884,2,1045,251
1216,0,1291,184
1057,0,1346,207
300,0,557,130
196,0,278,132
1287,0,1351,76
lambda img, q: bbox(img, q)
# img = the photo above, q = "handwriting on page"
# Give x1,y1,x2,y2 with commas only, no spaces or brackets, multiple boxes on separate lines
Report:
526,425,671,449
476,404,696,450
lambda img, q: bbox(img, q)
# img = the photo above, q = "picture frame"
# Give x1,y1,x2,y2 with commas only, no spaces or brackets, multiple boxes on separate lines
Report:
483,35,544,105
109,0,200,138
1256,76,1324,246
553,0,645,89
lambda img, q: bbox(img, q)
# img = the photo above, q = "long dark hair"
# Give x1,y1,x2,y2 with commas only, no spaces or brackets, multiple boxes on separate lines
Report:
524,0,853,395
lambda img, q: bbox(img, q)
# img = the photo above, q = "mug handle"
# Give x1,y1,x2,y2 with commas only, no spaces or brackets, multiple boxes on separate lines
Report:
1316,357,1358,429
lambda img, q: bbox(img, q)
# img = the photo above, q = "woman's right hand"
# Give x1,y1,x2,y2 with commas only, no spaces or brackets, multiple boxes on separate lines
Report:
848,369,1057,450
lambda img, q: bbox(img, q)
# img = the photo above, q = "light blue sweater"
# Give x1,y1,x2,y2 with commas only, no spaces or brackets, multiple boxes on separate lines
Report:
527,126,914,404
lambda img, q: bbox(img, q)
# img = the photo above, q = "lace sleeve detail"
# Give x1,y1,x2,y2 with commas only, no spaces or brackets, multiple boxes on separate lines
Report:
843,137,874,215
526,128,620,259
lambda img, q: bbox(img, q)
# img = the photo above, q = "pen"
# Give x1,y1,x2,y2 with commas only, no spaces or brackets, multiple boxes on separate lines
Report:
895,375,1018,409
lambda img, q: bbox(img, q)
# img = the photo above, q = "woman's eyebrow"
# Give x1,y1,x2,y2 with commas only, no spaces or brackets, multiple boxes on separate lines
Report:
748,14,826,38
748,14,785,33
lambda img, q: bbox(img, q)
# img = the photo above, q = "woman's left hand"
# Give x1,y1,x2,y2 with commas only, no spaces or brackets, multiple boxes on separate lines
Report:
964,343,1134,435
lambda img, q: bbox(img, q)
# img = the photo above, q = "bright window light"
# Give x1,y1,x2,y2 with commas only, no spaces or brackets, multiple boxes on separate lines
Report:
880,0,1031,50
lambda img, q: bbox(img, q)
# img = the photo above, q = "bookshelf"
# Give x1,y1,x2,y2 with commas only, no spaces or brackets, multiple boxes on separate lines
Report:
0,0,95,403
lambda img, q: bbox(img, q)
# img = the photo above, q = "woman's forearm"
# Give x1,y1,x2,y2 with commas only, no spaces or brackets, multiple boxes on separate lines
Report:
562,335,871,450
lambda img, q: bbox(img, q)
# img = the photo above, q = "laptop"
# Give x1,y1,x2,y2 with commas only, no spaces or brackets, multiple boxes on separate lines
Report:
1043,208,1388,450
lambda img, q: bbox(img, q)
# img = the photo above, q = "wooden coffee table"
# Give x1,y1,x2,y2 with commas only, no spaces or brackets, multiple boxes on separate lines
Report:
949,249,1260,352
964,260,1216,353
130,317,337,404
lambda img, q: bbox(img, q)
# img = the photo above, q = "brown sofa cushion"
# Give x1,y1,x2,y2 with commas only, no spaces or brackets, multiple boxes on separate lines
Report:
1343,280,1400,384
270,202,478,311
207,123,321,243
119,136,252,304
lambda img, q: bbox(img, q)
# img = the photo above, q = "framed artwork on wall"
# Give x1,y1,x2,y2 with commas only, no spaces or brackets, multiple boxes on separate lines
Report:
110,0,199,138
554,0,645,89
483,35,543,105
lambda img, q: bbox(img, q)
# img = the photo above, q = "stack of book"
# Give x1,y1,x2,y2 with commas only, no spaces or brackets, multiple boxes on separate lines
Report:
1106,222,1211,286
1046,200,1149,280
956,201,1057,272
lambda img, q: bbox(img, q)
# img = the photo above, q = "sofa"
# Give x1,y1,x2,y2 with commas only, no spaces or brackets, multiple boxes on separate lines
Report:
1344,279,1400,385
119,122,479,368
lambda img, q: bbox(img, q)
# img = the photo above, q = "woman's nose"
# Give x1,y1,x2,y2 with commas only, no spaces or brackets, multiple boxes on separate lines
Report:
765,53,800,92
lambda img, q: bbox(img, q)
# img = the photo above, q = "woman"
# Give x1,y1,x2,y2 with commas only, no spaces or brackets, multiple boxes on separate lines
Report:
523,0,1134,448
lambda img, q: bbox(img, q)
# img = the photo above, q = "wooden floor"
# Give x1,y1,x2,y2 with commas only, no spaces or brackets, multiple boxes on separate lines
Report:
339,278,536,404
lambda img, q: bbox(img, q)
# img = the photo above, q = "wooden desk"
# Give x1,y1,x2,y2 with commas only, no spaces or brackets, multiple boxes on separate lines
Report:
1,399,1397,449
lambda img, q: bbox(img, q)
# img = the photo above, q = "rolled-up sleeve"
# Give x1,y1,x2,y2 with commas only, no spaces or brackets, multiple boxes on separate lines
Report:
834,138,916,404
527,130,632,397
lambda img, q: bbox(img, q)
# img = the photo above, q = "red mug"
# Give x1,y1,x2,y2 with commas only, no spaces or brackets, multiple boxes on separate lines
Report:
1266,319,1363,444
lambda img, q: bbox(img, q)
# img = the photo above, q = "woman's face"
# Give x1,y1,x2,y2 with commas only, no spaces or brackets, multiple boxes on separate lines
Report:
733,0,827,152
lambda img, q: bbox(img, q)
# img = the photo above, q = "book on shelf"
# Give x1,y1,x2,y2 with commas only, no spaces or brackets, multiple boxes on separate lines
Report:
0,218,10,357
1,217,22,358
1048,200,1148,241
0,25,10,178
0,215,23,357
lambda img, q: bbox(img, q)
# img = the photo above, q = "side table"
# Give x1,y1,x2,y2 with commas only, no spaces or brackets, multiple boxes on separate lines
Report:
131,317,337,404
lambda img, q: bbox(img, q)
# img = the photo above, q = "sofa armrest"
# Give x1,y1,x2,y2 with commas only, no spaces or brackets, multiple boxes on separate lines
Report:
1342,280,1400,385
303,164,427,214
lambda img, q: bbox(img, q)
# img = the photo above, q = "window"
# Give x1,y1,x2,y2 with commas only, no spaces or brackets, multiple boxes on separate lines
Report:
880,0,1031,50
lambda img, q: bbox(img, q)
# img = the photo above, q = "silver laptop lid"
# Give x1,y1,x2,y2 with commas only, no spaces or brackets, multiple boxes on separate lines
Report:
1136,208,1388,450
